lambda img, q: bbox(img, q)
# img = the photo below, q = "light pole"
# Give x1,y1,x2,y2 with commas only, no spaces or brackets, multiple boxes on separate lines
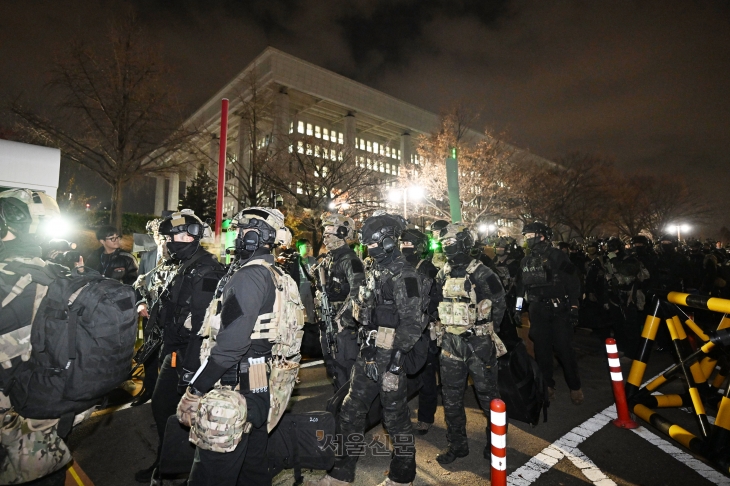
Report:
478,223,497,240
667,224,690,242
388,185,424,220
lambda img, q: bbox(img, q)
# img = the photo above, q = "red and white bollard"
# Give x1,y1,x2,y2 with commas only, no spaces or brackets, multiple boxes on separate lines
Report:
605,338,638,429
490,398,507,486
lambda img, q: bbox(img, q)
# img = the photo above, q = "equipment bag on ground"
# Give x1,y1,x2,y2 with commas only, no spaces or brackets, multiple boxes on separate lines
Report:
2,261,138,419
268,411,336,484
497,340,548,426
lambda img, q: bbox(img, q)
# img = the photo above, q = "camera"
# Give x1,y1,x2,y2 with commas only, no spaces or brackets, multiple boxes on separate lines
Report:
45,239,81,267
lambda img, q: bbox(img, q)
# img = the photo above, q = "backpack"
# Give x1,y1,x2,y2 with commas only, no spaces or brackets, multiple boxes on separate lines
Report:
404,261,433,374
267,411,336,485
1,258,137,420
497,340,548,426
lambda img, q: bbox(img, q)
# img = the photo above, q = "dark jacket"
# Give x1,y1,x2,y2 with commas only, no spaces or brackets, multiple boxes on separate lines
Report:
322,244,365,328
516,242,581,310
86,247,139,285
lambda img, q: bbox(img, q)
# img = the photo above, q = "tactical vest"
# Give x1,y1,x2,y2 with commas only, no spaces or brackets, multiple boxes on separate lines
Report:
198,258,304,432
521,253,552,288
438,260,492,334
494,259,514,290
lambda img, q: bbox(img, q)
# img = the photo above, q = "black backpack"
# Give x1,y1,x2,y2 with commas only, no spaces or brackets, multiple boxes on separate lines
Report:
268,411,337,485
5,264,137,420
497,340,548,426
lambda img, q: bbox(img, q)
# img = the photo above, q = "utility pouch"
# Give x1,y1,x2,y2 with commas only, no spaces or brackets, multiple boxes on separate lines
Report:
442,277,470,299
190,388,249,453
375,327,395,350
267,358,300,432
247,357,269,393
438,301,475,328
429,321,444,347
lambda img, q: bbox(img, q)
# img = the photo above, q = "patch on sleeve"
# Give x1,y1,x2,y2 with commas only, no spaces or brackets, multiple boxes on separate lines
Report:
202,277,218,293
404,277,420,298
221,290,244,328
559,261,576,275
486,273,503,295
351,258,365,274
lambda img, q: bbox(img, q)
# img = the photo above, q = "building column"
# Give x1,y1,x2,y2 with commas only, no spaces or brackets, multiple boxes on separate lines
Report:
344,112,356,153
274,86,290,152
400,132,412,167
237,115,251,204
168,172,180,211
154,176,166,216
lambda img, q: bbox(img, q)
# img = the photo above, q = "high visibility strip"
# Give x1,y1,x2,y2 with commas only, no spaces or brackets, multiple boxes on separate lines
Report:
627,360,647,388
654,394,684,408
644,374,666,392
605,344,618,354
68,466,84,486
492,432,506,449
668,291,730,314
608,358,621,368
492,453,507,471
610,372,623,382
491,410,506,426
641,315,661,339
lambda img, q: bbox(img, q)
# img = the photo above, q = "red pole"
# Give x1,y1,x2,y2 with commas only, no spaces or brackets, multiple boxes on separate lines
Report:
490,398,507,486
605,338,638,429
215,99,229,247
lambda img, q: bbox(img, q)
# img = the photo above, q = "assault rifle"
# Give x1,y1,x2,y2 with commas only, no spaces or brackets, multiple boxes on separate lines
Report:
313,257,338,357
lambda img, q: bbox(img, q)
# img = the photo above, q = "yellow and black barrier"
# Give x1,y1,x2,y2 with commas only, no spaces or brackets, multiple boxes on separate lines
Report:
625,292,730,474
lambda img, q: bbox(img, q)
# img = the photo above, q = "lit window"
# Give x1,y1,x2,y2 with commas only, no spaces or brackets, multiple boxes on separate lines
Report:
397,150,401,160
367,158,372,170
297,141,304,154
315,145,320,157
289,122,294,134
323,128,329,141
315,126,321,138
379,162,384,172
386,162,390,174
306,123,313,136
373,142,379,154
360,139,365,151
380,145,384,156
288,144,293,153
298,121,304,134
331,149,336,160
306,144,312,155
338,151,343,161
338,132,344,144
386,146,390,157
297,182,303,194
322,166,328,177
367,141,372,152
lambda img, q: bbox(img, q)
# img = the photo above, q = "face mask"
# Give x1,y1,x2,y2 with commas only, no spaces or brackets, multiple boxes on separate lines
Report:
323,234,345,251
634,246,645,255
166,240,198,260
368,245,388,263
495,248,505,256
526,237,542,249
443,244,460,258
587,248,597,255
401,247,416,257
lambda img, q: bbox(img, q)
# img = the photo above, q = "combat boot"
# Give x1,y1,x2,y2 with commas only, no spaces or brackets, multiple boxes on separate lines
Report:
570,388,584,405
548,387,556,401
376,479,413,486
436,446,469,465
304,474,352,486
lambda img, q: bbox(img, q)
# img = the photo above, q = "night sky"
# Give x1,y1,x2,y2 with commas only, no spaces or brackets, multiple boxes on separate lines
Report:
1,1,729,230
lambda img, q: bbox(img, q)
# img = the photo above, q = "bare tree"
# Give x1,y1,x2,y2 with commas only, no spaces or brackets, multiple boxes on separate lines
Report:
9,15,195,231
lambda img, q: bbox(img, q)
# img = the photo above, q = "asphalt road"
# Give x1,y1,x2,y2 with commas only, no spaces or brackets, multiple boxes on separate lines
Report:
64,330,729,486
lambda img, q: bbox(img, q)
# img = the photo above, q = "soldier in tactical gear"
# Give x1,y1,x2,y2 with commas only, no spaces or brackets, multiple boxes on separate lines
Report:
135,210,223,484
179,207,297,486
306,214,425,486
654,235,691,292
315,213,365,391
600,237,650,358
515,222,583,405
429,220,450,270
401,228,440,435
493,236,521,346
0,189,72,486
432,223,507,465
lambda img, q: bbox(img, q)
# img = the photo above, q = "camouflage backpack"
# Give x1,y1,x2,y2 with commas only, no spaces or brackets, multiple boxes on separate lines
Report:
189,388,249,453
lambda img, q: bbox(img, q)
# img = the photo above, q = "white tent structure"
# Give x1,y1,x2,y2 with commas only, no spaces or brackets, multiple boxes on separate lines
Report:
0,139,60,198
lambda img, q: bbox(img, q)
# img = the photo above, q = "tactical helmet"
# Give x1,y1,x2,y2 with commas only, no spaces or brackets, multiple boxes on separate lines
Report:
277,226,293,248
159,209,207,240
631,235,651,247
606,236,623,253
321,213,356,240
585,239,599,250
401,228,428,255
232,207,286,251
658,234,678,246
522,221,553,241
0,189,60,238
438,223,475,255
359,214,403,253
429,219,449,235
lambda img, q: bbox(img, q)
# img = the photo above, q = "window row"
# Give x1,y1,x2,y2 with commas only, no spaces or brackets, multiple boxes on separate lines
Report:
355,138,400,160
356,156,400,175
294,121,344,144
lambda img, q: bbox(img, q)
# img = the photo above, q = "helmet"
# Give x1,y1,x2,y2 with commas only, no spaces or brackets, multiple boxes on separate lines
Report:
400,228,428,255
557,241,570,251
429,219,449,236
438,223,475,255
606,237,623,253
232,207,286,251
631,235,650,247
0,189,60,238
359,214,403,253
159,210,207,240
522,221,553,241
321,213,356,240
658,234,677,246
276,226,293,248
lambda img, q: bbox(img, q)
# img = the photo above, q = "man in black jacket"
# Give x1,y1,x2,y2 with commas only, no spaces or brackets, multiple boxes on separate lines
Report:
134,210,223,483
316,213,365,391
85,225,138,284
515,222,583,405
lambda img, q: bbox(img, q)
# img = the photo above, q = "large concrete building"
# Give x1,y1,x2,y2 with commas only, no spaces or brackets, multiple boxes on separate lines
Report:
157,47,546,228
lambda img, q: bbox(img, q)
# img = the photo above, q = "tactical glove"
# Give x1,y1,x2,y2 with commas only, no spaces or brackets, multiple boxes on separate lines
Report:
177,387,203,427
362,346,379,382
569,307,580,327
178,368,195,395
382,349,405,392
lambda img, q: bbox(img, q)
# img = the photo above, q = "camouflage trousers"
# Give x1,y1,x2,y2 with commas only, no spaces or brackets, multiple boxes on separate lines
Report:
320,326,359,391
440,332,499,452
330,347,416,484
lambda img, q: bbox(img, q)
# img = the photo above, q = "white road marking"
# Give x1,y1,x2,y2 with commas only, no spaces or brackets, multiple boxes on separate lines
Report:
300,359,324,368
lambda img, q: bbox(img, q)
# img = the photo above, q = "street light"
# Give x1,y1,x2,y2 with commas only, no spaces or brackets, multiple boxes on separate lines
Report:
666,224,691,242
387,185,424,220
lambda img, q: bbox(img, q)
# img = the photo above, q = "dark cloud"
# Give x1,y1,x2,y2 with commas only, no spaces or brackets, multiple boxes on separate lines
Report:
1,0,729,230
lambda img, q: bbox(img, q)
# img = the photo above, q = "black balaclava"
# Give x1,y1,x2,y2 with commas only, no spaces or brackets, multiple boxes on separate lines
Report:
166,240,199,261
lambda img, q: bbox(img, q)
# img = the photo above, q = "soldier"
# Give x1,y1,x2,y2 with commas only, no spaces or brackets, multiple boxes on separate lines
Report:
306,214,426,486
177,207,303,486
654,234,691,293
400,228,440,436
0,189,71,486
135,210,224,483
432,223,507,465
315,213,365,391
429,220,450,270
515,222,583,405
493,236,521,346
601,237,650,358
